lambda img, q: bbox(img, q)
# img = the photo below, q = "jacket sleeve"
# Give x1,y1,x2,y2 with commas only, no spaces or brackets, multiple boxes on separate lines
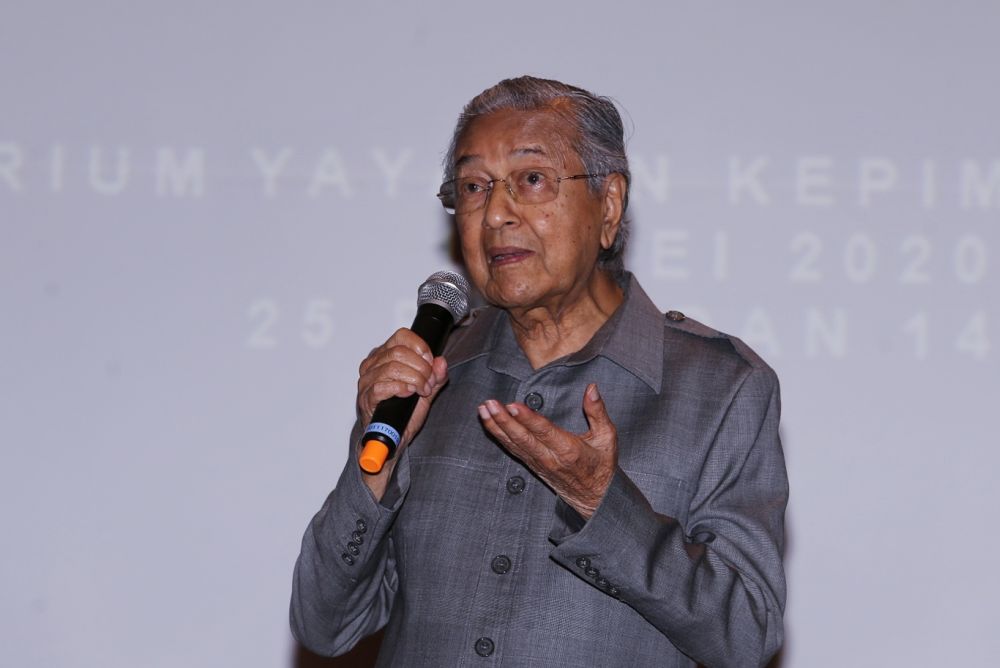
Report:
289,422,411,657
548,365,788,668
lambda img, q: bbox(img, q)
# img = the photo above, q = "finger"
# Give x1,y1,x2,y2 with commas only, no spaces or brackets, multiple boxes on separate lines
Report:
416,358,448,407
364,343,435,379
480,400,562,464
581,384,617,451
361,360,434,399
387,328,434,365
430,356,449,388
502,401,558,443
357,354,437,415
582,384,610,430
478,400,530,446
366,377,422,402
359,328,434,376
357,379,416,419
476,403,509,452
477,410,531,473
361,344,438,395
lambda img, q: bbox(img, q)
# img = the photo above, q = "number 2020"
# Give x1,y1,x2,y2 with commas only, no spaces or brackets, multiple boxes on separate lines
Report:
789,233,988,285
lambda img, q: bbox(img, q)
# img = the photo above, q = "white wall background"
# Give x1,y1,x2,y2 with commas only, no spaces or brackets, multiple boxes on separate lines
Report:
2,2,997,666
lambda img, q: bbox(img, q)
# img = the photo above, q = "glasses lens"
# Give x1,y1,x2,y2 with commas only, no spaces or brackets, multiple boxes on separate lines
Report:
437,183,457,213
453,176,490,213
511,168,558,204
441,168,565,214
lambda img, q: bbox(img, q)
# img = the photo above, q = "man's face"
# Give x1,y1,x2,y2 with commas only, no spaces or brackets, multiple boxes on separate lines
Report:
452,108,619,314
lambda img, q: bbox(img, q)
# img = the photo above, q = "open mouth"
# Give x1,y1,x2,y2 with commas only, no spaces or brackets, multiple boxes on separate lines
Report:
488,247,533,266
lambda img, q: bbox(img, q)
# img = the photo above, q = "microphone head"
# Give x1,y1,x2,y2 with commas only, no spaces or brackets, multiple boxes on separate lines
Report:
417,270,471,322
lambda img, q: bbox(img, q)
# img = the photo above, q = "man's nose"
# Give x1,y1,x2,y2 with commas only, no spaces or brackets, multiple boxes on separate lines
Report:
482,178,518,229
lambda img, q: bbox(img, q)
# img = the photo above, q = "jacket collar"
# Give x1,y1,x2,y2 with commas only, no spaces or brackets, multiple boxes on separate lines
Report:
445,273,664,393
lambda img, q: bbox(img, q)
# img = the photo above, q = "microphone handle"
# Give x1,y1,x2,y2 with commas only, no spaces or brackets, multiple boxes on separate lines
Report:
409,302,456,356
359,302,456,473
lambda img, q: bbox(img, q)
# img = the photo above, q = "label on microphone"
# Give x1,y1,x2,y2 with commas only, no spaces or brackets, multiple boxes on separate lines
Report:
364,422,401,447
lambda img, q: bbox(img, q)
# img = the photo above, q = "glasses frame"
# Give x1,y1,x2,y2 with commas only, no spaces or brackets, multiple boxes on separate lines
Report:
437,169,605,214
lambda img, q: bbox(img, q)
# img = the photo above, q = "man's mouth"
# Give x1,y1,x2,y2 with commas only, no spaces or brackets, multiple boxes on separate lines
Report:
488,247,533,266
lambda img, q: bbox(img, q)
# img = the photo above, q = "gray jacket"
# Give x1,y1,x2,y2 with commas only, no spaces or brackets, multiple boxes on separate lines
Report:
291,276,788,667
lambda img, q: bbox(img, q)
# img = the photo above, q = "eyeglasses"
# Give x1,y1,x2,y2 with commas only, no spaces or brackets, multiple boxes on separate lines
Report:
437,167,604,214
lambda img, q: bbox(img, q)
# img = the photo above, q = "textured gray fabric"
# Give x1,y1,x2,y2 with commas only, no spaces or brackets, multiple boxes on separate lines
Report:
290,276,788,667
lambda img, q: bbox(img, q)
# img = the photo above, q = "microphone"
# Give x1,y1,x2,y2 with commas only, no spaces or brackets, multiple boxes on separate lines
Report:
359,270,471,474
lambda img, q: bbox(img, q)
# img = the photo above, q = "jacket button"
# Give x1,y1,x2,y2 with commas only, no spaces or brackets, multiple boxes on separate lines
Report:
596,576,609,588
575,556,591,569
474,637,495,657
347,543,360,556
666,310,686,322
584,566,599,579
490,555,512,575
688,530,716,544
341,552,355,566
524,392,544,411
351,531,364,544
506,476,525,494
355,519,367,533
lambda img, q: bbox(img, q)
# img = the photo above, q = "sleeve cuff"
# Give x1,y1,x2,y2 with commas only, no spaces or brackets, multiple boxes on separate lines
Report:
549,466,662,551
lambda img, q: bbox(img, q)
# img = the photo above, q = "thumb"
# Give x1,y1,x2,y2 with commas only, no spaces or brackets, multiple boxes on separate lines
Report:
426,356,449,400
401,357,449,447
582,383,616,447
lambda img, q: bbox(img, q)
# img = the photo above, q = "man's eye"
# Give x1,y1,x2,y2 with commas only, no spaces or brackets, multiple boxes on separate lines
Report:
523,171,547,187
460,180,486,194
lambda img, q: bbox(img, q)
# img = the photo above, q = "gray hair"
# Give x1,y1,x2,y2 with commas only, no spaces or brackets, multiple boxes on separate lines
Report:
445,76,631,280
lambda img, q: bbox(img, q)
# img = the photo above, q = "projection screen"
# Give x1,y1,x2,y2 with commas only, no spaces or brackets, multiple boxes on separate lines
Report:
2,3,997,666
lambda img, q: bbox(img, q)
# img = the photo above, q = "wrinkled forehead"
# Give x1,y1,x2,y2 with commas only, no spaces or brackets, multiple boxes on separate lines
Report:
452,107,580,173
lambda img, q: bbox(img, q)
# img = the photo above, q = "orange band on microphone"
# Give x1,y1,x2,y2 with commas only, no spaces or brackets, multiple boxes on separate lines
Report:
359,439,390,474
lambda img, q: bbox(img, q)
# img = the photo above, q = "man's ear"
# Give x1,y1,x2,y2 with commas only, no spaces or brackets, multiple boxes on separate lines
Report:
600,173,627,250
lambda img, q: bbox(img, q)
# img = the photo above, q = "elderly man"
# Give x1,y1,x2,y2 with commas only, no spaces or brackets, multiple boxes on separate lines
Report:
291,76,788,667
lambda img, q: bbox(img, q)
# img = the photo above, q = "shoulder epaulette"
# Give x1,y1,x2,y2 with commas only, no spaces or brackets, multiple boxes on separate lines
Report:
662,310,726,339
663,310,771,370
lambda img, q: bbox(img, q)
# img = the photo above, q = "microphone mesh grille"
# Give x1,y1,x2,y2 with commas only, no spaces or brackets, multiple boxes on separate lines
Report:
417,271,471,321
